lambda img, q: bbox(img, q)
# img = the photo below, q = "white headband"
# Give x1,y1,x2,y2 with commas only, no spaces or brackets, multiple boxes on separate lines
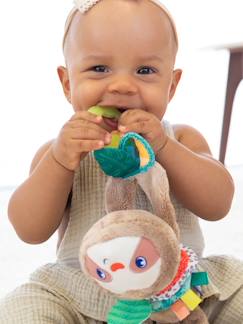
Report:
63,0,178,50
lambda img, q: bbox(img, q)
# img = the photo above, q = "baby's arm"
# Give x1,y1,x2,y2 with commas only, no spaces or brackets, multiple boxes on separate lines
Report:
156,124,234,221
7,141,74,244
118,110,234,221
8,112,110,244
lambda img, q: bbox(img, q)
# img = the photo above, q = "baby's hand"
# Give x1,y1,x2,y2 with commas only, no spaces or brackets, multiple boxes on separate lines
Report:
51,111,111,171
118,109,168,155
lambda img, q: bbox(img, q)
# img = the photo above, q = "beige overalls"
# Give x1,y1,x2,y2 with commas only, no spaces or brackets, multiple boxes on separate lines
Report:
1,121,243,324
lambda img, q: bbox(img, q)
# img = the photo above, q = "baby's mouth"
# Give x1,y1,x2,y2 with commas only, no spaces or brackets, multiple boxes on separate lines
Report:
103,116,119,130
102,107,127,131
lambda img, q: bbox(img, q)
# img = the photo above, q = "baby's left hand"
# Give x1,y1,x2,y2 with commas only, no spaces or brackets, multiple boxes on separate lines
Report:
118,109,168,155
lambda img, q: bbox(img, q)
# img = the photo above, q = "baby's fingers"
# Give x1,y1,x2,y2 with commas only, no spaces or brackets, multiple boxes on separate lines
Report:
71,139,105,152
119,120,150,135
70,127,111,144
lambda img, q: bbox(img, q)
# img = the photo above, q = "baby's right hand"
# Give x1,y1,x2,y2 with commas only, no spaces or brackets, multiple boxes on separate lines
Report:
51,111,111,171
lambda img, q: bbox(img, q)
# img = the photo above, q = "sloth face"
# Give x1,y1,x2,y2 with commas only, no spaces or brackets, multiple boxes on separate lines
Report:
85,236,161,294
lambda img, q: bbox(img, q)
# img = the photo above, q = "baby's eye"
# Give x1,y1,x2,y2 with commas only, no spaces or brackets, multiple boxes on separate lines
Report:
91,65,109,73
137,66,156,74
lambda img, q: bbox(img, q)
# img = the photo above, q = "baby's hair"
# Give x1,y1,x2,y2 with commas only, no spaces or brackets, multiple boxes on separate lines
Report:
62,0,178,54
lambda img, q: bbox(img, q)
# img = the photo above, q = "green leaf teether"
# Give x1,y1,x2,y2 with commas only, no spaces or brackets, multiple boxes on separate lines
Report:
88,106,122,119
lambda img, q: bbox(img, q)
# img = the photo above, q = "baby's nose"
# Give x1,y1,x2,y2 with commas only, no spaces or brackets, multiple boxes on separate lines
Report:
107,74,138,95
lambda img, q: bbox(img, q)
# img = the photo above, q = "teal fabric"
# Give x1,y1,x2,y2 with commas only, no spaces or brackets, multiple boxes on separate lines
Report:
150,274,192,313
94,132,155,178
191,272,209,287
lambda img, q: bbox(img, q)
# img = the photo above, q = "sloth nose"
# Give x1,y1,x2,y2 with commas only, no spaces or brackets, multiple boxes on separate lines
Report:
111,262,125,272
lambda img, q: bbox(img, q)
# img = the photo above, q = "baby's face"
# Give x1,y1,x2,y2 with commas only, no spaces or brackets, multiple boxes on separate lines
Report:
60,0,181,121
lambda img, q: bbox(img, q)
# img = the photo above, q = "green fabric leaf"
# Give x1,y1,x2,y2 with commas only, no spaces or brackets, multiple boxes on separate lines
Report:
107,299,152,324
94,132,155,178
94,146,140,178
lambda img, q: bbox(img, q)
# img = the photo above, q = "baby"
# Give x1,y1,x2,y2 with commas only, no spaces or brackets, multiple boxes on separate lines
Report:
1,0,243,323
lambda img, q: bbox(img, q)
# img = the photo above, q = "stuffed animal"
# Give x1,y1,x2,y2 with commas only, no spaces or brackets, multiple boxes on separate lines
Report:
80,107,209,324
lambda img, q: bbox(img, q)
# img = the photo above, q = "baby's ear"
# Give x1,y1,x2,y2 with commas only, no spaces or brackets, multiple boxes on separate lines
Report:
105,177,137,213
169,68,182,102
57,66,71,103
136,162,180,239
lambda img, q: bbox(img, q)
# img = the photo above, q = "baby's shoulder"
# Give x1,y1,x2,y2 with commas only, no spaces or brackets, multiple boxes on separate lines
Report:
171,123,211,155
172,123,203,141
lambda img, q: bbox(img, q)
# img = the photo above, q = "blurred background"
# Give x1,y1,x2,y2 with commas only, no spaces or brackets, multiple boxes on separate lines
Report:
0,0,243,297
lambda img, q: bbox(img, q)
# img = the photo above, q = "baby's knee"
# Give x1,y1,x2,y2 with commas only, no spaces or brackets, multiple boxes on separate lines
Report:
202,285,243,324
0,282,81,324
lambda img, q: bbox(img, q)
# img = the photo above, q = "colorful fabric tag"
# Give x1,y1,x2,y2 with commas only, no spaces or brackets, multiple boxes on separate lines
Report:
191,272,209,287
171,299,190,320
180,289,202,311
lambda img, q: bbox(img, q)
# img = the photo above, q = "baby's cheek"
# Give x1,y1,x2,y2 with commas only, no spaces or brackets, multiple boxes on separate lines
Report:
73,82,102,111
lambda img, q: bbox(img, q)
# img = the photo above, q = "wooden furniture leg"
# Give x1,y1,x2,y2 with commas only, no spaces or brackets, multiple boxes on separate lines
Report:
219,50,243,164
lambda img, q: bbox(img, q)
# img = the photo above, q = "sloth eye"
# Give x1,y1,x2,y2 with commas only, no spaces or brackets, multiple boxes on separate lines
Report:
135,256,147,268
96,268,106,280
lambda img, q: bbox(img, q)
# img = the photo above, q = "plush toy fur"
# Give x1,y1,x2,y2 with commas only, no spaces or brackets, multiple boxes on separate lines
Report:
79,162,208,323
80,209,180,299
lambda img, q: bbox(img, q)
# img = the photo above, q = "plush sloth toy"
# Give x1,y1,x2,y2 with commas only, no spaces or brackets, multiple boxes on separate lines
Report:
79,107,209,324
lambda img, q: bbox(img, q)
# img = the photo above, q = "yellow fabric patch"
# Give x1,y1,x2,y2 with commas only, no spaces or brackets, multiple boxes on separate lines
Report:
180,289,202,311
134,139,150,167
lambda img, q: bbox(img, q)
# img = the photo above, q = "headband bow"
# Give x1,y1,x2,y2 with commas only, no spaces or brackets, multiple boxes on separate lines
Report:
74,0,101,13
